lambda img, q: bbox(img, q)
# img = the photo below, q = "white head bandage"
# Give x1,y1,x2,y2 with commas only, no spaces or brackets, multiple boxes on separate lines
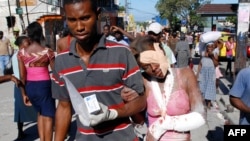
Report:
140,43,169,76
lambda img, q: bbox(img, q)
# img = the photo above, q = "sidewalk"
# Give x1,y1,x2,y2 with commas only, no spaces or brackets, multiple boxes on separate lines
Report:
216,93,240,125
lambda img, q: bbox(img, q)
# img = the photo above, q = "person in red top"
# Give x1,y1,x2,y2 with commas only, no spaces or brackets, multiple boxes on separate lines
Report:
56,27,74,54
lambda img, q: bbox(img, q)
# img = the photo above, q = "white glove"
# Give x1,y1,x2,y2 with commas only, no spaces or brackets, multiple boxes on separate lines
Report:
79,114,91,126
89,102,118,126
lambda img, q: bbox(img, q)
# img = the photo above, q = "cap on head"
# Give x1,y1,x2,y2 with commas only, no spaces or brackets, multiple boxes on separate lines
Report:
148,22,162,34
13,27,20,32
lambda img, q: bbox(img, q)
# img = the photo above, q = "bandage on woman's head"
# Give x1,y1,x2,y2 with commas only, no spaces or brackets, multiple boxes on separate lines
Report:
130,36,169,76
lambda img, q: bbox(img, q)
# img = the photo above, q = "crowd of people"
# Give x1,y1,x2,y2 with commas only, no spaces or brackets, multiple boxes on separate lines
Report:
0,0,247,141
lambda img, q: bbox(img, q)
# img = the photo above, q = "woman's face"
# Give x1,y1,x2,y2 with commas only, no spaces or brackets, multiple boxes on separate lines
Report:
206,44,214,53
229,38,234,43
139,61,165,79
20,38,30,49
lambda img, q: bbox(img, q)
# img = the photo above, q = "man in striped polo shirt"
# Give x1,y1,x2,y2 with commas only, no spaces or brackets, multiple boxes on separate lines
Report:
51,0,146,141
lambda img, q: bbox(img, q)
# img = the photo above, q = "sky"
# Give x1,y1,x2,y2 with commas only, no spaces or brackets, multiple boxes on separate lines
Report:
120,0,238,22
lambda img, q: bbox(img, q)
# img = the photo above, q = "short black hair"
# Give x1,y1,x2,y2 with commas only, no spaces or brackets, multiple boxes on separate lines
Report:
63,0,97,14
103,24,111,29
130,35,155,56
14,36,28,46
26,22,44,43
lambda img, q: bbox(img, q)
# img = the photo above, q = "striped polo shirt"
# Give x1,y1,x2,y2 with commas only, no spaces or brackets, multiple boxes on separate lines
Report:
51,35,144,141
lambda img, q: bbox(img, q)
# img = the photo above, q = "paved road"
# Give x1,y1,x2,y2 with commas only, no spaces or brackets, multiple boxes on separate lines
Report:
0,56,239,141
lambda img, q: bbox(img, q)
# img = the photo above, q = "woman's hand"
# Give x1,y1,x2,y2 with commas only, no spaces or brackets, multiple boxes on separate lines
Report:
145,130,157,141
23,95,32,106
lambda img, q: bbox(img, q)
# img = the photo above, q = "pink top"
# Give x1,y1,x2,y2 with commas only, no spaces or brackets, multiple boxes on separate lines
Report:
226,41,234,56
147,69,191,140
26,67,50,81
18,47,54,81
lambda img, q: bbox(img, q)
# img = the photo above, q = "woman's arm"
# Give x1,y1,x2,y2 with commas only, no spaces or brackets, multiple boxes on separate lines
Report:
147,68,206,140
196,60,202,78
17,55,32,106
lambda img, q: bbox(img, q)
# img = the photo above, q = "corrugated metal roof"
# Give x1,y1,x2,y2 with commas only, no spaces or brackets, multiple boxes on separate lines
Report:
197,4,238,16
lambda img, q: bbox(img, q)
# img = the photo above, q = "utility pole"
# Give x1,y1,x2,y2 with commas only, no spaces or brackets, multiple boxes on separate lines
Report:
16,0,25,33
124,0,131,31
24,0,30,24
7,0,13,32
234,0,250,76
124,0,128,30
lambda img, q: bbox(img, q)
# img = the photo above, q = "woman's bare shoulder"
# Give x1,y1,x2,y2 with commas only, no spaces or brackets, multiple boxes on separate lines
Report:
174,67,193,73
174,67,195,78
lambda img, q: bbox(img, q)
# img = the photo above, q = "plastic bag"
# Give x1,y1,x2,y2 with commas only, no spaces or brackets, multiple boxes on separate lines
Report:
61,75,90,126
200,31,221,43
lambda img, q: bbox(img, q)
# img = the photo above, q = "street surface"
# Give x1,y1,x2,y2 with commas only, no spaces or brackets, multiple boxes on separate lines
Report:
0,55,239,141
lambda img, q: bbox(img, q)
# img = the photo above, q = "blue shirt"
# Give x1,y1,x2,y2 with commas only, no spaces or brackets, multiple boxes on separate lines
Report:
229,67,250,125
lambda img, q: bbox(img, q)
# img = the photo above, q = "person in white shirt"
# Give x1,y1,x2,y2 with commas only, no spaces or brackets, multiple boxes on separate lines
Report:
113,30,129,46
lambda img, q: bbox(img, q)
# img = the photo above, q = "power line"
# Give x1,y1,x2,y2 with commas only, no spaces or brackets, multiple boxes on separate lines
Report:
129,7,157,16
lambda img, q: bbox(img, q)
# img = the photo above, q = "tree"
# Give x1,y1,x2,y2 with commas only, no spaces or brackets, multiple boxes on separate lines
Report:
155,0,211,30
225,16,237,25
118,6,126,12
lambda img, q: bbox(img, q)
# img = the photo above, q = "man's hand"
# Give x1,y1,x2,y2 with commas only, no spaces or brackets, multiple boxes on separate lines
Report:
121,86,139,102
10,75,21,86
89,103,118,126
111,25,120,32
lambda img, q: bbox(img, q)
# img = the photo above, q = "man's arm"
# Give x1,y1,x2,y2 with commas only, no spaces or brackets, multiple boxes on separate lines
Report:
7,39,14,56
88,92,146,126
54,100,72,141
230,96,250,113
117,93,146,118
0,74,21,85
111,26,135,42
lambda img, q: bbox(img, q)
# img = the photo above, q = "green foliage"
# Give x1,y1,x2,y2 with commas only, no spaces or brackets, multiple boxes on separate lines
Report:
118,6,125,12
225,16,237,24
155,0,211,28
136,22,148,29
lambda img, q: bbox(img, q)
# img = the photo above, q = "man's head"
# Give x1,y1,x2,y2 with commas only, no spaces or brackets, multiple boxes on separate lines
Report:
114,30,123,41
0,31,3,39
103,24,111,37
63,0,101,43
13,27,20,38
147,22,162,42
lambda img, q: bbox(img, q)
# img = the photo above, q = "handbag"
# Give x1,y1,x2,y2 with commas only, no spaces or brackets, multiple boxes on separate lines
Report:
4,58,13,75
